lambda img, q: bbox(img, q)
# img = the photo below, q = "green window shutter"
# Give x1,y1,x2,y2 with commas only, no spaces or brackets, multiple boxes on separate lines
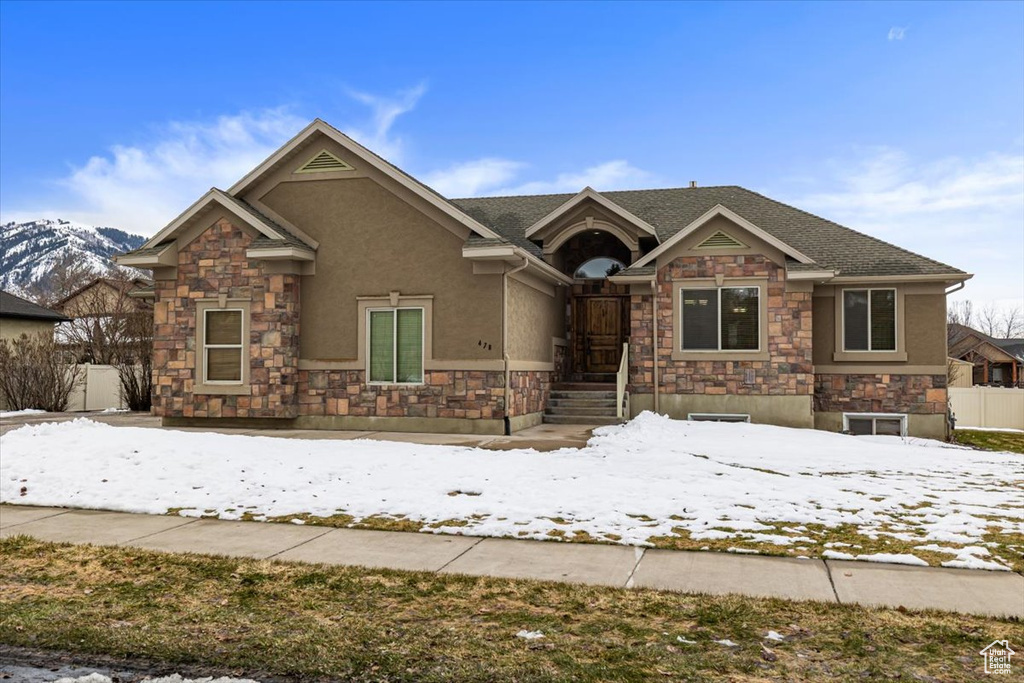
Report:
396,308,423,383
870,290,896,351
369,310,395,382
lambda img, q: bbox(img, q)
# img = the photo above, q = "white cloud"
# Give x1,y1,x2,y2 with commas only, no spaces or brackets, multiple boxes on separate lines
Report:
422,158,526,197
344,82,427,163
421,158,654,198
1,85,431,237
779,146,1024,313
888,26,906,41
495,160,654,196
3,108,307,235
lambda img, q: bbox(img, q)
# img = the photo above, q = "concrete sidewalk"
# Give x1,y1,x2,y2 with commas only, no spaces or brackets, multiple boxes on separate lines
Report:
3,505,1021,619
0,411,592,451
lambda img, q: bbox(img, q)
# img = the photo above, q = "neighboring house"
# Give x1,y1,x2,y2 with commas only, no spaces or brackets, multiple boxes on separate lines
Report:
0,290,70,341
51,276,154,365
948,323,1023,387
53,276,154,319
117,119,970,439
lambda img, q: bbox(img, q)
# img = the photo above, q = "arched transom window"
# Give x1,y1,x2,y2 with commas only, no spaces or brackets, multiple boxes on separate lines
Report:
574,256,626,280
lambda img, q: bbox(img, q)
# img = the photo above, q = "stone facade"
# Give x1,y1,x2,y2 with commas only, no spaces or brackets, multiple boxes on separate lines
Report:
629,255,813,397
814,374,947,415
152,218,300,419
508,370,550,417
296,369,506,419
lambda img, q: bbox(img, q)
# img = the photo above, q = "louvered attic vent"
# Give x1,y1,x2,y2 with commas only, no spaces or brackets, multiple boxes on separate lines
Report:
295,149,354,173
696,231,745,249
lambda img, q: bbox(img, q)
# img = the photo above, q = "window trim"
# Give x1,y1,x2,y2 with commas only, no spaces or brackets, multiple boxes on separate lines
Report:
672,278,769,361
202,308,245,385
834,287,907,362
687,413,752,423
365,305,426,386
194,299,251,396
842,412,907,437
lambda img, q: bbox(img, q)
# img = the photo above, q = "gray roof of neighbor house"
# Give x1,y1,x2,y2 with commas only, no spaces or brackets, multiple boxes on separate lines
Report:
453,185,966,278
948,323,1024,363
0,291,71,322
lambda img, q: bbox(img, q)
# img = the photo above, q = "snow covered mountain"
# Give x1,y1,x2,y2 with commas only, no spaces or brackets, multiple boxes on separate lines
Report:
0,219,147,296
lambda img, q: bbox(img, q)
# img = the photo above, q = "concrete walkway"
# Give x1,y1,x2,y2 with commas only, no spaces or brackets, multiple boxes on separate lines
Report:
0,411,593,451
2,504,1021,619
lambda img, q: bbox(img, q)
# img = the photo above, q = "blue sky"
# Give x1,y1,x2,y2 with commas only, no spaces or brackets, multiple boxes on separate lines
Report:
1,1,1021,311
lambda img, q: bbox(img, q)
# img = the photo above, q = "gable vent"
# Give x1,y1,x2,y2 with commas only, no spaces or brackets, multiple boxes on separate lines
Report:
697,231,745,249
295,149,354,174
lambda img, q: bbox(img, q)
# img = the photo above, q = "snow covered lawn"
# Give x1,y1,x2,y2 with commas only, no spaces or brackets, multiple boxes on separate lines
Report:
2,412,1021,570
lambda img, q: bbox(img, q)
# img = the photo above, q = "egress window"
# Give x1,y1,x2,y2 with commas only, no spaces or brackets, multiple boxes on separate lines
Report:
843,289,896,351
680,287,760,351
204,309,244,383
843,413,906,437
368,308,424,384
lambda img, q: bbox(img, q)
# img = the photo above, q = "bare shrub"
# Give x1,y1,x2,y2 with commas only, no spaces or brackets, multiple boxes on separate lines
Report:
0,333,81,412
114,306,153,411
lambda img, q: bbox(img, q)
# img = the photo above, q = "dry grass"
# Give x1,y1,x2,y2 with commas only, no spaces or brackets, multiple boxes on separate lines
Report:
954,429,1024,454
1,536,1021,682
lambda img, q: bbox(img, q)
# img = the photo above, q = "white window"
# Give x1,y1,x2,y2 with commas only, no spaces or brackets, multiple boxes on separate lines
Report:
843,413,907,436
687,413,751,423
368,307,424,384
843,289,896,351
680,286,760,351
203,309,244,384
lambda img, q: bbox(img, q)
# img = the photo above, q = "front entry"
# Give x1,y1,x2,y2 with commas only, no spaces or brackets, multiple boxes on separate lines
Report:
573,296,627,374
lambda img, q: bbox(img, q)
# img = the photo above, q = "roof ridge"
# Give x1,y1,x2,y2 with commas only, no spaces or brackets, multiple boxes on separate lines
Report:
731,187,966,275
452,184,741,203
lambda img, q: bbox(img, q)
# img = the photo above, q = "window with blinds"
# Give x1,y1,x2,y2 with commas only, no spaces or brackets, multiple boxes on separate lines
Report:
843,289,896,351
369,308,424,384
204,309,244,383
680,286,760,351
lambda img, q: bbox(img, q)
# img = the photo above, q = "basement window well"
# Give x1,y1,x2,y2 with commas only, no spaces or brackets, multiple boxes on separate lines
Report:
687,413,751,423
843,413,907,437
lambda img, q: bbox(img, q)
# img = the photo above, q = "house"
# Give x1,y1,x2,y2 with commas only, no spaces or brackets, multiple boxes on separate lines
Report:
948,323,1023,387
117,119,970,439
0,290,71,341
53,276,154,319
52,276,154,364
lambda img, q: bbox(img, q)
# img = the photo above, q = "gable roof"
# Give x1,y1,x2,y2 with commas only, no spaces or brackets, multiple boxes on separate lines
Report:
227,118,507,244
53,276,153,310
522,186,659,240
0,291,71,322
454,185,967,279
949,323,1024,363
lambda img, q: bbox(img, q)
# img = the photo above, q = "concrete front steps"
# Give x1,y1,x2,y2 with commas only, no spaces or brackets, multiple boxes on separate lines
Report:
543,383,623,426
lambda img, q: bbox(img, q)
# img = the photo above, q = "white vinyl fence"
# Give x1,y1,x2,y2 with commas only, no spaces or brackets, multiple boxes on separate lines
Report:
949,386,1024,430
67,364,126,412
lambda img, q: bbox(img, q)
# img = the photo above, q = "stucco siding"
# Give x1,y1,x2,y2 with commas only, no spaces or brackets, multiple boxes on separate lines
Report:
506,278,561,363
261,178,503,362
0,318,56,341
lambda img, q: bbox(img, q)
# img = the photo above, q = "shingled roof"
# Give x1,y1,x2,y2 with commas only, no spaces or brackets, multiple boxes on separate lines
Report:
0,291,70,322
452,186,966,278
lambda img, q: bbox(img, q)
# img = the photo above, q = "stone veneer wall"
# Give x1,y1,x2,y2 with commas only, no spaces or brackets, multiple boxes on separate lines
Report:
629,255,813,396
152,218,300,419
296,370,507,419
813,374,947,415
508,370,550,417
